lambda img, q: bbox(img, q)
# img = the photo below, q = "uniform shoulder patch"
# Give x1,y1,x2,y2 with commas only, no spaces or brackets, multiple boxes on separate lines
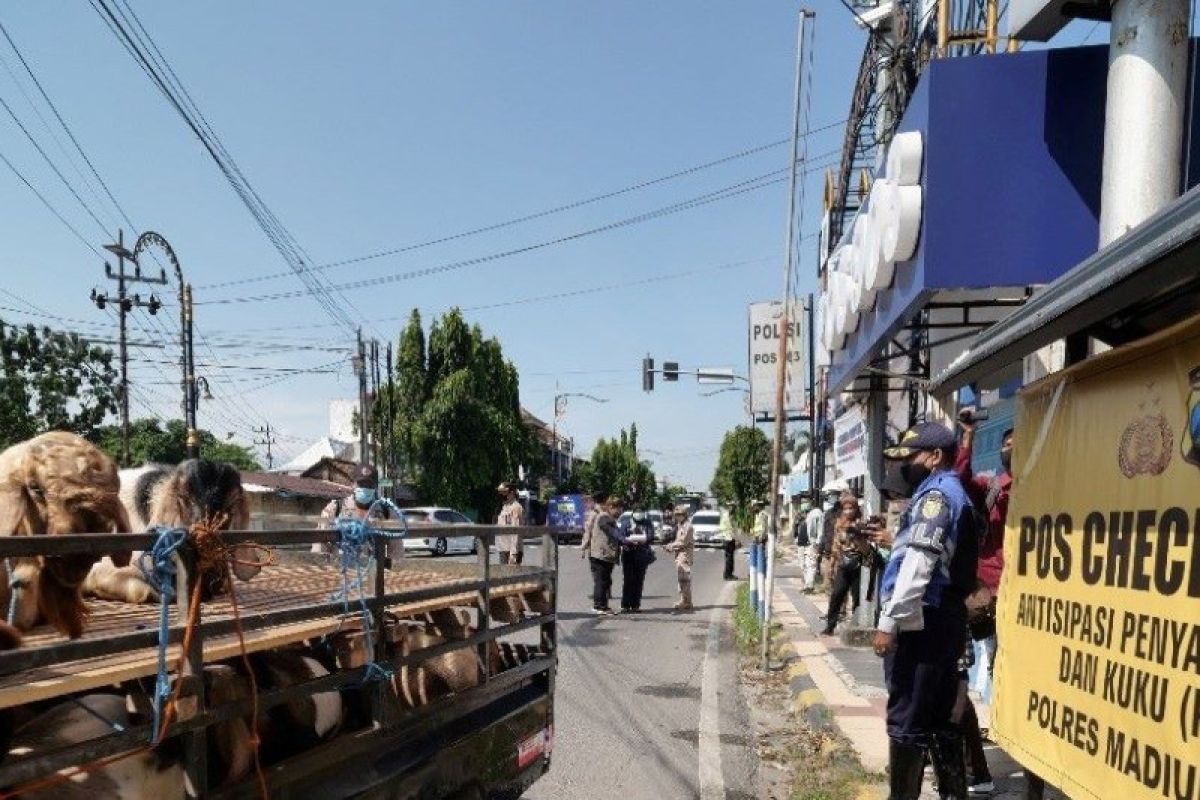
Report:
917,491,948,522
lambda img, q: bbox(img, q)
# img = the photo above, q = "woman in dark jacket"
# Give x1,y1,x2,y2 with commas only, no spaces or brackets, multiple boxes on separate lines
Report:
620,512,656,613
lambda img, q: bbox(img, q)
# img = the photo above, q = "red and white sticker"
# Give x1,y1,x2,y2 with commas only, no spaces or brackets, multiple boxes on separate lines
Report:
517,727,552,769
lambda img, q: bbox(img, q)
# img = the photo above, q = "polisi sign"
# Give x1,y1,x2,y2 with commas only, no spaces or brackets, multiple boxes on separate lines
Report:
748,300,808,416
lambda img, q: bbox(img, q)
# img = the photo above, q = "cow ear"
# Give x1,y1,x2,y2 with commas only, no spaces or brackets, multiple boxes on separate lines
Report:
0,487,30,537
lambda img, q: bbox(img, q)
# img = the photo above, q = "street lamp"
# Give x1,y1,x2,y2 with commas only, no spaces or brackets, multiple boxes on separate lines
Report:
130,232,199,457
552,392,608,483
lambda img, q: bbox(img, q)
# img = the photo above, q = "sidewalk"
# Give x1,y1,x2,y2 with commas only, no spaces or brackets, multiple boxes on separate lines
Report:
769,550,1066,800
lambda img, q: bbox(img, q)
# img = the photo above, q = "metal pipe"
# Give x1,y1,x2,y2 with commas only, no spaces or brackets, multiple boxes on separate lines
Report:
1099,0,1190,247
938,0,951,57
986,0,998,54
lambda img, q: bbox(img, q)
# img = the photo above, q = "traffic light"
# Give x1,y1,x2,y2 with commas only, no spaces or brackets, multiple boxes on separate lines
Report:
663,362,679,382
642,356,654,392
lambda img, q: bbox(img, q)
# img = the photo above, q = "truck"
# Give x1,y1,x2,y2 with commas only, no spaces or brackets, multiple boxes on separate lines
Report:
0,522,559,799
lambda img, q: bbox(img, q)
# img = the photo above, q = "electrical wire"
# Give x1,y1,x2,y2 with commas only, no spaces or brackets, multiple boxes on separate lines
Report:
195,122,847,290
198,157,841,306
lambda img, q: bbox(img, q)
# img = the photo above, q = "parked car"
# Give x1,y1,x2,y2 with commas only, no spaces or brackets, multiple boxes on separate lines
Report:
689,509,723,547
401,507,477,556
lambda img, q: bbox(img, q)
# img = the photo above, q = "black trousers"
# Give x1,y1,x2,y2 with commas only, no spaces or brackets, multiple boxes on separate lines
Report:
621,555,649,610
823,562,861,632
722,540,737,578
589,557,615,610
883,601,967,746
960,694,992,783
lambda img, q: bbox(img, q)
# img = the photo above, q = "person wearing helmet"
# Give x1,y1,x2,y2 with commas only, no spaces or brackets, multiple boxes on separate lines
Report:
619,510,656,613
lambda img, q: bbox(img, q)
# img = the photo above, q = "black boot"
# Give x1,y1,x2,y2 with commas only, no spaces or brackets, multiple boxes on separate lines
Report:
888,738,925,800
929,729,968,799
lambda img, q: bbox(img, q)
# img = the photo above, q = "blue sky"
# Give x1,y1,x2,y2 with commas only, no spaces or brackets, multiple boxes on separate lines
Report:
0,4,1101,488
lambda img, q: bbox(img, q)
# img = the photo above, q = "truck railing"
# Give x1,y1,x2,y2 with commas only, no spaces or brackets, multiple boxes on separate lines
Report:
0,524,562,797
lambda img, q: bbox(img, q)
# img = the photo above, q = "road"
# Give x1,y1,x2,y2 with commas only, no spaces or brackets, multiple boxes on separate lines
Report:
521,542,759,799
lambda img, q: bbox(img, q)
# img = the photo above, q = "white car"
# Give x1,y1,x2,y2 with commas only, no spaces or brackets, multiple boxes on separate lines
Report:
401,507,477,556
688,510,724,547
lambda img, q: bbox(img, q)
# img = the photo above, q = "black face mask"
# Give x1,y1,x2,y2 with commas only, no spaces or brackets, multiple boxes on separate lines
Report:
1000,449,1012,472
897,462,932,497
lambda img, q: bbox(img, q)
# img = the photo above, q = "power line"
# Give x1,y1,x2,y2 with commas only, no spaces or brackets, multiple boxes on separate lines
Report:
198,159,839,306
0,146,102,256
196,123,847,290
88,0,362,333
0,19,133,231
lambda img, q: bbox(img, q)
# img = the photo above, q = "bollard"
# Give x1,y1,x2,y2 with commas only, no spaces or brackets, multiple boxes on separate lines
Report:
748,542,760,616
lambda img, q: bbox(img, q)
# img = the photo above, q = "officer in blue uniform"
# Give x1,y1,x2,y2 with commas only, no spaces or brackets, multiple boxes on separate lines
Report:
874,423,979,800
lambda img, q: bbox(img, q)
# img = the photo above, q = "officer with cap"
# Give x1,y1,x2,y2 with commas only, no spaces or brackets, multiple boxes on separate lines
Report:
314,464,403,560
874,422,978,800
495,482,526,565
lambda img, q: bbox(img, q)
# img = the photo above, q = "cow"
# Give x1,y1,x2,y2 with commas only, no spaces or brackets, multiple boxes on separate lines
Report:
0,432,132,640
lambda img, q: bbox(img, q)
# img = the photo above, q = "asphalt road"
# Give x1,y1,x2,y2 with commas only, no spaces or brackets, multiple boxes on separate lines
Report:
521,542,759,800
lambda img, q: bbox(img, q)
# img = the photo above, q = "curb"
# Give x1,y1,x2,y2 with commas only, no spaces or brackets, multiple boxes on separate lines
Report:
773,639,837,732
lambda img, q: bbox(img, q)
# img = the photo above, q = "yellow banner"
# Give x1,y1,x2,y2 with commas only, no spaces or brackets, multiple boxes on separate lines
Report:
998,316,1200,796
994,314,1200,800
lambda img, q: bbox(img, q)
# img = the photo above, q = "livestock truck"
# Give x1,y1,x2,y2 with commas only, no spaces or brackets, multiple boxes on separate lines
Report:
0,523,559,799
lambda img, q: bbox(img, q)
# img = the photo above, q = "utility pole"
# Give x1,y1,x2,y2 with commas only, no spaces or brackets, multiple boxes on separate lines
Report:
91,229,166,467
355,329,369,467
385,341,395,484
370,339,382,469
253,423,276,470
763,8,814,670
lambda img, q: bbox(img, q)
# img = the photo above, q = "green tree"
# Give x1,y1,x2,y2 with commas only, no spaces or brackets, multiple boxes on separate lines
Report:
656,483,690,510
90,419,260,470
386,308,538,519
0,320,118,450
575,425,657,506
710,426,773,531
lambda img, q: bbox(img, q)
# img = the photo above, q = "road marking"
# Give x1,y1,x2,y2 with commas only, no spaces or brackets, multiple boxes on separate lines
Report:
698,581,735,800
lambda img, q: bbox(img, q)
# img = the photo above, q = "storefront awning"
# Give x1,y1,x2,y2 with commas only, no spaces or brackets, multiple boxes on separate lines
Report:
930,183,1200,395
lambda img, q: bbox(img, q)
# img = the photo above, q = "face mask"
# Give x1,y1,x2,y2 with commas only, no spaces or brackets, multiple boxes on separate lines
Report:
1000,449,1012,472
354,487,378,506
897,461,932,498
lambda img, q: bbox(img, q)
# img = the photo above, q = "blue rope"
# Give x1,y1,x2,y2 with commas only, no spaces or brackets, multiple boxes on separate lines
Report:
330,501,407,685
4,558,23,627
137,526,188,744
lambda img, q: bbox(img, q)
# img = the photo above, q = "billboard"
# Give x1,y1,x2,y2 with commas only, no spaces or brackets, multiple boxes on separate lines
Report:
834,405,868,480
748,299,809,416
993,314,1200,800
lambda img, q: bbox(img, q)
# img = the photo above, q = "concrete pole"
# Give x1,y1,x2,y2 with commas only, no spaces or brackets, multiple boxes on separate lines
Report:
1098,0,1190,247
762,7,814,671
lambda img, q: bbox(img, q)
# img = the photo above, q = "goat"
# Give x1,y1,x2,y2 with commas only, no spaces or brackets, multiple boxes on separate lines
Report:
84,459,257,604
249,648,343,764
0,432,132,639
4,693,184,799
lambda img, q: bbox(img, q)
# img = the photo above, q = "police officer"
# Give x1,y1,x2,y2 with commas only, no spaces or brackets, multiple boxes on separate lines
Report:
874,423,978,800
495,482,526,565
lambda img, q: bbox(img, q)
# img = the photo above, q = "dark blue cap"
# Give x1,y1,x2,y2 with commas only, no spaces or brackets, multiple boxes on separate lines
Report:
884,422,958,459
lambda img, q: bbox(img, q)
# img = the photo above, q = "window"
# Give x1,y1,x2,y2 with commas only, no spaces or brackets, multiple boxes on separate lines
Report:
403,510,431,523
434,510,470,524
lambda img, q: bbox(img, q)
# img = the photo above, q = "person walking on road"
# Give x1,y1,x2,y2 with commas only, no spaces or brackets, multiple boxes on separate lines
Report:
664,505,695,612
586,495,629,615
619,511,656,613
874,422,979,800
717,507,739,580
495,482,526,565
